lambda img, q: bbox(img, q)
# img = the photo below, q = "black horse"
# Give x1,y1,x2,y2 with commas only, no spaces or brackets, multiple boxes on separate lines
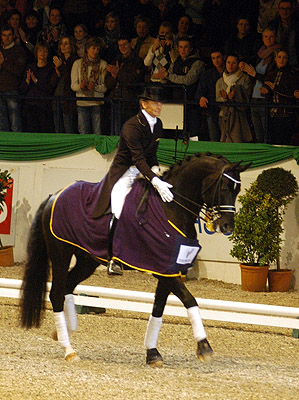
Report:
20,153,249,365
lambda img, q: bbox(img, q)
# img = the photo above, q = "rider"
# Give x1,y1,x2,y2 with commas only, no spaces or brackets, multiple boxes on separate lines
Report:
92,86,174,275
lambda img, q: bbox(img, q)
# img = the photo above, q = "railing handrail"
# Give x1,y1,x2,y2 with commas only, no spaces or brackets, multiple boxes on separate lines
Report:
1,83,298,139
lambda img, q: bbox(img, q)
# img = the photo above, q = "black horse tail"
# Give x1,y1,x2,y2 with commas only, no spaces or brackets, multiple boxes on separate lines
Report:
20,197,51,329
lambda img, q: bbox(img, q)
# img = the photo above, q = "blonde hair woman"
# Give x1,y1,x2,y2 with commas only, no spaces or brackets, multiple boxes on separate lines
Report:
20,41,56,132
239,27,280,142
100,12,120,63
71,37,107,134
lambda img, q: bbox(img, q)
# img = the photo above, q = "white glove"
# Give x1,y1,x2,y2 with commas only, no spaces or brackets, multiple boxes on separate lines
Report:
151,176,173,202
151,165,162,176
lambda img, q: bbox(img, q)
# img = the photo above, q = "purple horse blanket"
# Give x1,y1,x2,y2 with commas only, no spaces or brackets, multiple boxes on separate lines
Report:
50,179,201,276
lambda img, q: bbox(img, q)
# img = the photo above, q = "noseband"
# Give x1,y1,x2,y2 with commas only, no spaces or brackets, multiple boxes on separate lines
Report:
172,169,241,224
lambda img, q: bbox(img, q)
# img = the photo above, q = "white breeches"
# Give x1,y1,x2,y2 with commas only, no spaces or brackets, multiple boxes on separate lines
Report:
111,166,141,219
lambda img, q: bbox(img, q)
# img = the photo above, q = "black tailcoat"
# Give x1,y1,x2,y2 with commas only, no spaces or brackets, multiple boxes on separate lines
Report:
93,111,163,217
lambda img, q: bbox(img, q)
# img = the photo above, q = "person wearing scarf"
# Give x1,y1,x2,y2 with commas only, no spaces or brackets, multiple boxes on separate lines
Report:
216,53,252,143
71,37,107,134
131,17,154,60
260,49,299,145
37,7,66,58
240,27,280,142
74,24,89,59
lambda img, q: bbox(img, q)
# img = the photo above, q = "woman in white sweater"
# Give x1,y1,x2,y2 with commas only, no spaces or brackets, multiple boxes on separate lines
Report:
71,37,107,134
216,53,252,143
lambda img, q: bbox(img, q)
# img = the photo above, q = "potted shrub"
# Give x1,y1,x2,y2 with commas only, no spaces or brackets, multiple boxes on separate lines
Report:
0,169,14,266
256,167,298,291
229,167,298,292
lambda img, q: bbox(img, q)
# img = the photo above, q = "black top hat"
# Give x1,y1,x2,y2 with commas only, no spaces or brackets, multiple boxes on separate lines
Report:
139,86,165,102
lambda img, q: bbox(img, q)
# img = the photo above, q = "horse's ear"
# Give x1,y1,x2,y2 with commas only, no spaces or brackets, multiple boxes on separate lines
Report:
232,161,252,173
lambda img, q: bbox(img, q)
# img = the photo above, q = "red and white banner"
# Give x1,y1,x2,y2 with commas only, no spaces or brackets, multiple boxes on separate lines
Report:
0,179,14,235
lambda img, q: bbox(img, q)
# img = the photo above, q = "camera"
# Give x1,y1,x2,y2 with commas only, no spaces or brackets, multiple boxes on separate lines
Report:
158,35,166,40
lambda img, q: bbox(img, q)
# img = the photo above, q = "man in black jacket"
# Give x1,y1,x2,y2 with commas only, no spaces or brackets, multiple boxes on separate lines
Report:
0,25,26,132
195,48,225,141
269,0,299,66
160,36,205,139
105,35,145,133
93,86,173,274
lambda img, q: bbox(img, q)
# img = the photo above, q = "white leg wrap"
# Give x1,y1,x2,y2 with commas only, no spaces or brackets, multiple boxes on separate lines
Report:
144,316,162,349
64,294,78,333
54,311,71,348
187,306,206,342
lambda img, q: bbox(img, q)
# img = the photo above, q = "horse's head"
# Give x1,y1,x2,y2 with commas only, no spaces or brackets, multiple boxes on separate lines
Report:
163,153,250,236
200,158,251,234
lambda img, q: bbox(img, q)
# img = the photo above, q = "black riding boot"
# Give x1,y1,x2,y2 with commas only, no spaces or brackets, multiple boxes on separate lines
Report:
107,214,123,275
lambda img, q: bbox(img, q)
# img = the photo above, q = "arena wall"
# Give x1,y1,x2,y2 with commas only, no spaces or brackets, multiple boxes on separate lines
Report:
1,149,299,289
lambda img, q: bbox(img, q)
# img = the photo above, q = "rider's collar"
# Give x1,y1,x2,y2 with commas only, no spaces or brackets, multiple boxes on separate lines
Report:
141,110,157,132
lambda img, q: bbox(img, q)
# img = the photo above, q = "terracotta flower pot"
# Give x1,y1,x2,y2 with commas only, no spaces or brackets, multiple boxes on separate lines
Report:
0,245,14,267
268,269,293,292
240,264,269,292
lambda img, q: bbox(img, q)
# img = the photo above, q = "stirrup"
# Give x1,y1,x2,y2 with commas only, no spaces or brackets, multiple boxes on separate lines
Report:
107,259,123,275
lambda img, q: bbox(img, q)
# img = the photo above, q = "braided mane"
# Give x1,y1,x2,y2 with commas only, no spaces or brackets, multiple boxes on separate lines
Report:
162,152,230,180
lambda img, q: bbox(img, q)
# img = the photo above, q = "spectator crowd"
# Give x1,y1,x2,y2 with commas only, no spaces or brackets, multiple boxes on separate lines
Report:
0,0,298,144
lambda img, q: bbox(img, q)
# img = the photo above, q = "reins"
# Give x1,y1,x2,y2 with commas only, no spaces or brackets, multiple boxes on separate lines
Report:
171,189,203,219
171,168,241,223
135,158,241,226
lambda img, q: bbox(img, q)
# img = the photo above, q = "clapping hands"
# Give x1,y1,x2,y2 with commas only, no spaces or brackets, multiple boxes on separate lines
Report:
48,27,59,42
239,61,256,77
80,80,95,91
53,56,62,68
219,89,235,100
153,67,168,80
26,69,38,84
106,61,119,79
260,81,274,95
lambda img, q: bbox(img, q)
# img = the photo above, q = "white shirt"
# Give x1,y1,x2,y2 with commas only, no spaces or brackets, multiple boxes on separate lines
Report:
142,109,157,133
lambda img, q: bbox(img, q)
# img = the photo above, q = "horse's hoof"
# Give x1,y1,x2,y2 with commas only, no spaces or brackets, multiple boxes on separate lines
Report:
107,260,123,276
197,338,213,363
146,348,163,367
65,352,80,362
52,330,58,341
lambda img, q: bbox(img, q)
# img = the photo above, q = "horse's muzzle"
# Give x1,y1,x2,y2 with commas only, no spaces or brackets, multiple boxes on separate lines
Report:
213,217,234,235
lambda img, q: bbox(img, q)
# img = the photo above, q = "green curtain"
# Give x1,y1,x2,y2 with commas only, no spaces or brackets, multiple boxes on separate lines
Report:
157,139,299,168
0,132,119,161
1,132,299,168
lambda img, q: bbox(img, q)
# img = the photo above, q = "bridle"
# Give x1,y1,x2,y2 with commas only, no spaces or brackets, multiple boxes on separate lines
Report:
171,169,241,224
